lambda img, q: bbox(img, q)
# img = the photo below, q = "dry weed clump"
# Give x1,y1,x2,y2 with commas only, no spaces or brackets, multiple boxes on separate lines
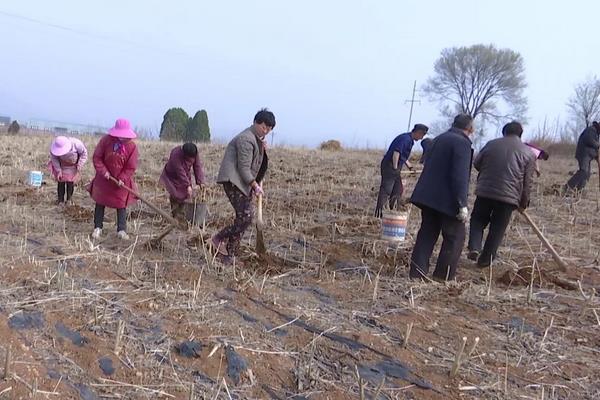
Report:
319,139,342,151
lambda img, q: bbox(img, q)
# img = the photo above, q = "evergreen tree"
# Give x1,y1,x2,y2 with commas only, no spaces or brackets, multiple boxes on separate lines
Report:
159,108,189,141
186,110,211,142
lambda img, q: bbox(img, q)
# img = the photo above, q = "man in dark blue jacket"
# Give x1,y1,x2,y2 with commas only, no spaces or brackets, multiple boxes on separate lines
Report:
565,121,600,192
374,124,428,217
409,114,474,281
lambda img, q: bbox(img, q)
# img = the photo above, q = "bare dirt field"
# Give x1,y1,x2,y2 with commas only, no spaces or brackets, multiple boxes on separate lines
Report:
0,134,598,399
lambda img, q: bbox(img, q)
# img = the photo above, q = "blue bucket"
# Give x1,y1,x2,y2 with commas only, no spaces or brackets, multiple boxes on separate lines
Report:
28,171,43,187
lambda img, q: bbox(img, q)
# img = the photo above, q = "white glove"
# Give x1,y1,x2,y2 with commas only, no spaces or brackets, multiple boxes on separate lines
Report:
457,207,469,223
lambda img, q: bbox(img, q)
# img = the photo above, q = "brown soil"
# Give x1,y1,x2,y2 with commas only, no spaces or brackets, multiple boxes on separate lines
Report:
0,136,597,399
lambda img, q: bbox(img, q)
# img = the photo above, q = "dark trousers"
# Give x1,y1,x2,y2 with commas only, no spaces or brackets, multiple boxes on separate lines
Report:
409,206,465,281
565,157,593,191
94,203,127,232
215,183,253,256
57,182,74,203
467,197,516,266
375,160,403,217
169,196,186,221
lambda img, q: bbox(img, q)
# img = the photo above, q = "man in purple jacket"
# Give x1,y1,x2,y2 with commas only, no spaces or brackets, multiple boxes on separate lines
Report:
374,123,428,217
160,142,206,221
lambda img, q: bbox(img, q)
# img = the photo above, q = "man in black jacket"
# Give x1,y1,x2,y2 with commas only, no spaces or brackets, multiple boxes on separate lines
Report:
467,122,535,267
565,121,600,192
409,114,474,281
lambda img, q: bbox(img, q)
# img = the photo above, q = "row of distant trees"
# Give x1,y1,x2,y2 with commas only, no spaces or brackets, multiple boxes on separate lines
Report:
159,108,210,142
422,43,599,144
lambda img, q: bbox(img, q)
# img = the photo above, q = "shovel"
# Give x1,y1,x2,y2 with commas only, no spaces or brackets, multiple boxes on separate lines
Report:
596,158,600,211
255,192,266,256
108,177,184,246
184,189,208,229
519,210,567,272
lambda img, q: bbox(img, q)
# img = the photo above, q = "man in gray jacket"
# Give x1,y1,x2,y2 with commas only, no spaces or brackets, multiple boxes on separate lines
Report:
212,109,274,260
565,121,600,192
467,121,535,267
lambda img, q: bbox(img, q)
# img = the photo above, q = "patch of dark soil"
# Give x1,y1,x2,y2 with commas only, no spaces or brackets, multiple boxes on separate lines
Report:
225,345,249,385
98,357,115,376
177,341,203,358
56,322,88,346
358,359,433,390
8,311,45,330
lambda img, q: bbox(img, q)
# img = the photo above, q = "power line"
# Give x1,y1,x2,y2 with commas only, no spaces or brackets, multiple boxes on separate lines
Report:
0,9,188,56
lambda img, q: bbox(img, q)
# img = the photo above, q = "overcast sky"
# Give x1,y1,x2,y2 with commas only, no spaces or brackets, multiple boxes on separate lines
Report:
0,0,597,147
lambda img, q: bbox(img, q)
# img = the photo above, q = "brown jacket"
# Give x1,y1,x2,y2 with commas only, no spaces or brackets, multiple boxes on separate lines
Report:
217,126,265,196
474,135,535,208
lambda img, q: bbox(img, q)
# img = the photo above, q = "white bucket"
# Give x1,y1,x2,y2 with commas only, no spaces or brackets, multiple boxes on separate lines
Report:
381,212,408,242
28,171,43,187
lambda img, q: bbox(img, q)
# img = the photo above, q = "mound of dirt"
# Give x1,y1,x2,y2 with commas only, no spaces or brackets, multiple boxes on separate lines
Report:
497,267,577,290
542,183,562,196
64,204,94,222
319,140,342,151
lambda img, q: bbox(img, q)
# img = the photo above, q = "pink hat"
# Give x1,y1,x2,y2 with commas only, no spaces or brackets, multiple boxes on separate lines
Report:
50,136,72,156
108,118,137,139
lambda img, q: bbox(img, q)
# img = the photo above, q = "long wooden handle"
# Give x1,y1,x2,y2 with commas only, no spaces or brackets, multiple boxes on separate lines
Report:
108,176,181,228
519,211,567,271
257,194,264,225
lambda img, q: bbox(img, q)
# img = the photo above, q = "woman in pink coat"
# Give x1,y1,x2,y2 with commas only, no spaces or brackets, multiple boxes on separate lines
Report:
48,136,88,205
159,142,205,220
88,119,138,240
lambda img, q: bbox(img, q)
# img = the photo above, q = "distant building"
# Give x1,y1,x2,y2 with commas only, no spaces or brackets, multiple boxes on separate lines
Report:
27,118,107,135
0,116,10,126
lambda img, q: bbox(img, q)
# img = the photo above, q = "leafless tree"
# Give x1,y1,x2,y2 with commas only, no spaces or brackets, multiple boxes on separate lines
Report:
567,75,600,133
423,44,528,126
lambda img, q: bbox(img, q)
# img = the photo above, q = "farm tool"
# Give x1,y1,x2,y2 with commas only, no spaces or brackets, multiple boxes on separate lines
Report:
519,210,568,271
255,191,266,256
597,158,600,211
108,176,184,247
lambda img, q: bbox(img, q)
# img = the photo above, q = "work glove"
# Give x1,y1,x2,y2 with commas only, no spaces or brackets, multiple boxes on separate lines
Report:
457,207,469,223
253,184,264,196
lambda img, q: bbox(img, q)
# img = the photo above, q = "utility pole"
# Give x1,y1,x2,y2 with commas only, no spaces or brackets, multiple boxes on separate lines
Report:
405,80,421,131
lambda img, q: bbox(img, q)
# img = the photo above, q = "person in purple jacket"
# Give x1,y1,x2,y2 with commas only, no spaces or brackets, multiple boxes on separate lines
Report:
159,142,206,221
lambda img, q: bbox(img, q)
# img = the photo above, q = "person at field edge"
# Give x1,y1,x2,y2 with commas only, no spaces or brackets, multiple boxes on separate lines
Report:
409,114,474,281
374,123,429,218
159,142,206,222
564,121,600,192
88,118,139,240
467,121,535,268
523,142,549,176
48,135,88,205
212,108,273,262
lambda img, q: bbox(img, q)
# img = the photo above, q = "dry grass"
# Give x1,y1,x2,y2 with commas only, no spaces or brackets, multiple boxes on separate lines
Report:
319,140,343,151
0,133,598,399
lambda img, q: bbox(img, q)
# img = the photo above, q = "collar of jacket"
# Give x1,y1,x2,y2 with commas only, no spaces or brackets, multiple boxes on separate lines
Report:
449,127,473,143
250,125,266,140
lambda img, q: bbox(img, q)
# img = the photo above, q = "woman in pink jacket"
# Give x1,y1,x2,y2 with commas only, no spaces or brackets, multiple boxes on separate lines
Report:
48,136,88,205
88,119,138,240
